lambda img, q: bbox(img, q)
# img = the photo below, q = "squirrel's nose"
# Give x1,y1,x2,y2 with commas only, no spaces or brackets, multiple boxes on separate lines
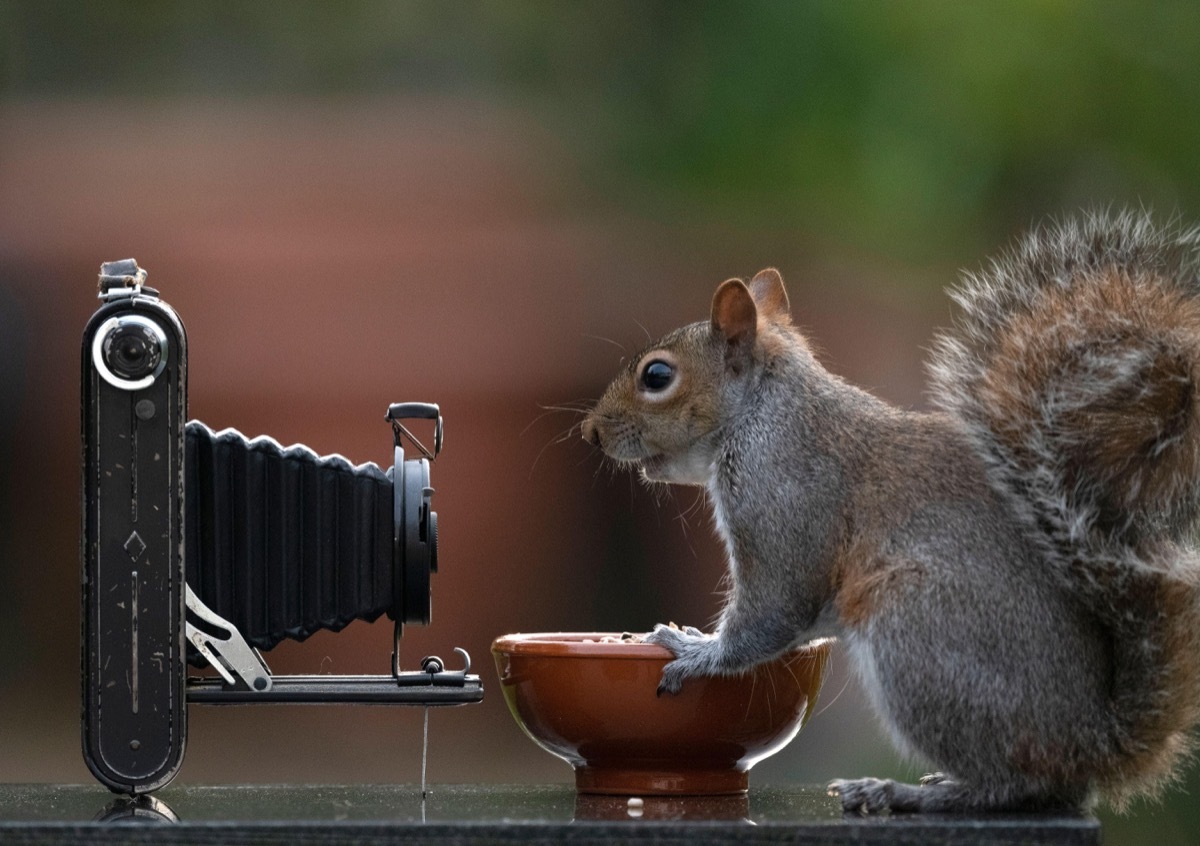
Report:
581,418,601,448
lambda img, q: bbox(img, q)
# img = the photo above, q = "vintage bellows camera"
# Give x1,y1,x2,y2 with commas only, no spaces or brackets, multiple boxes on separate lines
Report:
81,260,481,794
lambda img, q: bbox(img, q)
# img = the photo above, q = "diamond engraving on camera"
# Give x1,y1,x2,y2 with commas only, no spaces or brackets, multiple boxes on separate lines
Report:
124,531,146,562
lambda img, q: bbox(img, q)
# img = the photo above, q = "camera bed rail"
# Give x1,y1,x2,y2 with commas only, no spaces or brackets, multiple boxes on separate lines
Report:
186,673,484,705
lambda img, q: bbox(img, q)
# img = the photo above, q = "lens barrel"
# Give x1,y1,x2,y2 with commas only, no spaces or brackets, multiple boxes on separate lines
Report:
92,315,169,389
104,322,162,380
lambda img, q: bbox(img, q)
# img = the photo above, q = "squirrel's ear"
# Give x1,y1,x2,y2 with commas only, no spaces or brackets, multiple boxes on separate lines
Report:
711,278,757,358
748,268,790,324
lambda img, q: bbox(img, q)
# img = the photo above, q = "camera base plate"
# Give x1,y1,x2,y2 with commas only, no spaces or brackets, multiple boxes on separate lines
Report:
186,674,483,705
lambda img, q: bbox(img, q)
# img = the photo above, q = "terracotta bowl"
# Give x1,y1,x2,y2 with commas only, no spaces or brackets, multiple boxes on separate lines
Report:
491,632,831,795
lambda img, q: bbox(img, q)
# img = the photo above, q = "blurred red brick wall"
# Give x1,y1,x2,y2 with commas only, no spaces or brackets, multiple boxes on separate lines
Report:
0,96,936,786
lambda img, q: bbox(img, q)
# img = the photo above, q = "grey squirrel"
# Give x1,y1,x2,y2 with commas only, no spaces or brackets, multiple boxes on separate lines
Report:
581,211,1200,813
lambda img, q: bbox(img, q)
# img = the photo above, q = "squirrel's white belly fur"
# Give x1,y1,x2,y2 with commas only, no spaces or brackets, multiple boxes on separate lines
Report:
842,630,920,763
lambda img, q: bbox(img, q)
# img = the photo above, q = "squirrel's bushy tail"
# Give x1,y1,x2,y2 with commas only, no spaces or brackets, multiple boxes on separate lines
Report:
929,210,1200,804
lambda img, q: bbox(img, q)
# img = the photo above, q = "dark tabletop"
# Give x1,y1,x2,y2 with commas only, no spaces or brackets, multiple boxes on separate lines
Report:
0,783,1101,845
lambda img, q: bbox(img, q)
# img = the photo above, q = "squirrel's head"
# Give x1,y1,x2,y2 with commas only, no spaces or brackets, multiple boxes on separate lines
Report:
582,268,793,485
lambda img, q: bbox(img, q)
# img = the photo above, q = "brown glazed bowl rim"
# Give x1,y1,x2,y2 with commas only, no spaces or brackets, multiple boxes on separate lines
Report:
491,632,678,660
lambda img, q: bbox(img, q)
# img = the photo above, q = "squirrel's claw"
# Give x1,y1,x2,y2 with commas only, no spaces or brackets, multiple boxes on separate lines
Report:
647,623,712,696
655,660,687,696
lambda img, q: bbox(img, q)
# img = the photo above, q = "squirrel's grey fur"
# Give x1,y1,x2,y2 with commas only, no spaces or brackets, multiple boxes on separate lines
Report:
582,211,1200,813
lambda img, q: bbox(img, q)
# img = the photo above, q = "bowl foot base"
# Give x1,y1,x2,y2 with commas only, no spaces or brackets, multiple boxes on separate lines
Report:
575,766,748,796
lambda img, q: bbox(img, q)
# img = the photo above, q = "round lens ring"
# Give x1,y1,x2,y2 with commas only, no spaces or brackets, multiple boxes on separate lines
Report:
92,315,169,391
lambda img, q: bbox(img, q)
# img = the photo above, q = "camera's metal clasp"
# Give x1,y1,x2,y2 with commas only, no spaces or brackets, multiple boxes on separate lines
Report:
185,584,273,692
97,259,149,301
386,402,442,461
393,647,471,688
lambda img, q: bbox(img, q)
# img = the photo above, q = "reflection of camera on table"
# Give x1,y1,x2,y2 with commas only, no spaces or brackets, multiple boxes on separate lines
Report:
81,260,481,795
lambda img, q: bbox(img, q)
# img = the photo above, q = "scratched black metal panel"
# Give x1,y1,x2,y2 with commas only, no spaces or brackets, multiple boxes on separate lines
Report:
81,297,188,794
184,422,395,655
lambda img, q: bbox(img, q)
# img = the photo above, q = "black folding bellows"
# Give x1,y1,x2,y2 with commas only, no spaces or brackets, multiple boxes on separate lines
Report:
185,421,397,654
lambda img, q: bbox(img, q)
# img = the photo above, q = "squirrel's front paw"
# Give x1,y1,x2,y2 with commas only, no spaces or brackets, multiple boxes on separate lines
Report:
645,623,713,696
646,623,707,648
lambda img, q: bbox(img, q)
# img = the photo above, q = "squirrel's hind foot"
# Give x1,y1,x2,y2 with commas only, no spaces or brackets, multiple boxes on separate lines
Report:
828,776,981,814
828,778,927,814
828,776,1083,814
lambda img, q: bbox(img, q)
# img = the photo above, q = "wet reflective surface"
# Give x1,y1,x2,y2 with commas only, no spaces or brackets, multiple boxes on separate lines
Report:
0,783,1101,844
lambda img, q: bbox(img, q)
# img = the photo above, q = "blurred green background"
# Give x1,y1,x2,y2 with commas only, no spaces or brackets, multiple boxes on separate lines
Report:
1,1,1198,842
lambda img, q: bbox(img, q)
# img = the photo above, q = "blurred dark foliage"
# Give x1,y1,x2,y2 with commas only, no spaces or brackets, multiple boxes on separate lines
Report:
5,1,1200,262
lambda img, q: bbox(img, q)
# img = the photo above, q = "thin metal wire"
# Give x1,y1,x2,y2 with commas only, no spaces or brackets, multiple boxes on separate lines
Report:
421,706,430,801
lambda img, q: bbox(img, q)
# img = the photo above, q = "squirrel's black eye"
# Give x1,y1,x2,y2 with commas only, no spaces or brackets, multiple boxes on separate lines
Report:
640,359,675,392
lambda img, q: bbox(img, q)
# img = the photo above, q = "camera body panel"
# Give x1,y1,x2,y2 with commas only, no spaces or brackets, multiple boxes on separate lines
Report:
81,287,189,794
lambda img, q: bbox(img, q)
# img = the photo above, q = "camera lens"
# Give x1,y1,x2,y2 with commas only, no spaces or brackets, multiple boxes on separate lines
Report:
428,511,438,573
396,455,435,625
92,315,169,390
105,324,161,380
